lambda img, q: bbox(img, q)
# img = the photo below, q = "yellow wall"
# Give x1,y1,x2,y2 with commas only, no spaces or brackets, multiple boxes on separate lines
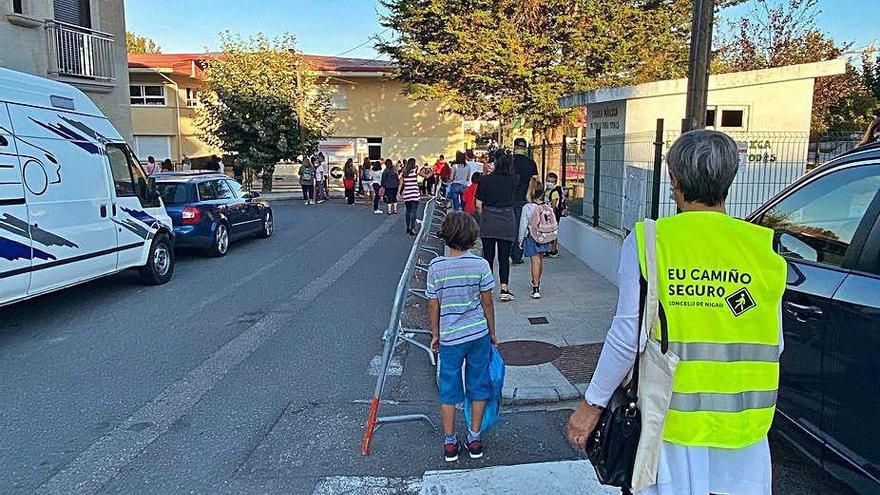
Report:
328,77,463,163
129,72,464,164
129,72,216,162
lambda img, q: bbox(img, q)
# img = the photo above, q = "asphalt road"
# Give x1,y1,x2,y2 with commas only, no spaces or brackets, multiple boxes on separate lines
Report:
0,200,853,494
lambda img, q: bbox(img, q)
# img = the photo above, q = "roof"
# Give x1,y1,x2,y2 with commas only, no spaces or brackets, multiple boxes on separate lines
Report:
559,59,847,108
0,67,104,117
153,172,227,182
128,53,395,78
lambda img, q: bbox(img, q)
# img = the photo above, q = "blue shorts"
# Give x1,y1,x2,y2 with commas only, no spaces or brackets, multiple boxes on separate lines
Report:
523,235,552,258
438,334,493,405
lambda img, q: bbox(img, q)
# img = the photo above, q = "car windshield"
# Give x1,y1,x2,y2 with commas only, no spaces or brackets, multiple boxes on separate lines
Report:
156,182,190,204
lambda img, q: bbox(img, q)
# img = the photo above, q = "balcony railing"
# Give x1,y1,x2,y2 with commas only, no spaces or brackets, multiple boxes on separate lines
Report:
46,20,116,81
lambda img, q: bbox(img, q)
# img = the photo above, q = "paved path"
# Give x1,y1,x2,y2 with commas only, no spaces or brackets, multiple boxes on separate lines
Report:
491,248,618,404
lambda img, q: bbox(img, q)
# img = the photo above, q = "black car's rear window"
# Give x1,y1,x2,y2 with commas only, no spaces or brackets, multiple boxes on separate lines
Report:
156,183,191,204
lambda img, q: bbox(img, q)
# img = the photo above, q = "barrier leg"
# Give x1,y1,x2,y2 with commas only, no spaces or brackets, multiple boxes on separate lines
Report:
361,396,380,455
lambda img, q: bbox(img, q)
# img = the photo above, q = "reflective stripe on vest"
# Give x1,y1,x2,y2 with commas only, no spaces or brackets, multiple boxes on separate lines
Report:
666,342,780,363
670,390,779,413
635,212,787,448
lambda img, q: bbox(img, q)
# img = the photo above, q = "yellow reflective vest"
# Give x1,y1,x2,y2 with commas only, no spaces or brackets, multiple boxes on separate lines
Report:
635,212,787,448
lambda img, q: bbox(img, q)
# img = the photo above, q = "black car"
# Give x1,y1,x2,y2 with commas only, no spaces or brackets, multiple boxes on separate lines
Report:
748,143,880,494
154,173,273,257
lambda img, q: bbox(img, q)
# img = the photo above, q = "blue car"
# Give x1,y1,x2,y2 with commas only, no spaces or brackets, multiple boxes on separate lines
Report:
154,173,273,257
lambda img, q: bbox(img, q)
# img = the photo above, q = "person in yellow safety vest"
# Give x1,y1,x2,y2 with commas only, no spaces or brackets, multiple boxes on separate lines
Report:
566,130,787,495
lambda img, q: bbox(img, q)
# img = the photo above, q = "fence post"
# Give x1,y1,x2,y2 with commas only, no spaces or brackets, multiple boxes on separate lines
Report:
592,128,601,227
541,139,547,181
561,135,568,188
651,119,665,220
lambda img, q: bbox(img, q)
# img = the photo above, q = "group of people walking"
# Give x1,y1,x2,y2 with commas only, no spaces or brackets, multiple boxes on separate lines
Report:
428,130,792,495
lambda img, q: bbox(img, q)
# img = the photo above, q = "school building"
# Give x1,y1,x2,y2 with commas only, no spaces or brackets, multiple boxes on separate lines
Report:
127,53,464,168
555,59,848,284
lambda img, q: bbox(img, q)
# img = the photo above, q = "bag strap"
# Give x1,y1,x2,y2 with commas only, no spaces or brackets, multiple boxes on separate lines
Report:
643,219,669,353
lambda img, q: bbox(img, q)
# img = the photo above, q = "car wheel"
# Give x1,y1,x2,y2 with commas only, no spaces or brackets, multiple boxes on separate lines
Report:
208,222,230,257
257,210,274,238
139,233,174,285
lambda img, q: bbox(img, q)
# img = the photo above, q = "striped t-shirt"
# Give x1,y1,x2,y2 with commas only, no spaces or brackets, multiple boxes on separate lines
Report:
425,252,495,346
401,169,420,201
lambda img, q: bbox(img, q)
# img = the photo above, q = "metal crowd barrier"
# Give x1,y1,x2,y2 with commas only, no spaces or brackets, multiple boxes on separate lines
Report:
361,196,448,455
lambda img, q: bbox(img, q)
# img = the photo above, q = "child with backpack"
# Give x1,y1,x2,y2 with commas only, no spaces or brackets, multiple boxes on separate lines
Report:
427,212,496,462
544,172,568,258
518,177,558,299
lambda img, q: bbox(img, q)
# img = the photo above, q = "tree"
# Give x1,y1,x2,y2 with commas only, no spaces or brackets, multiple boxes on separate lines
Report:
378,0,707,143
197,32,334,192
715,0,878,134
126,32,161,54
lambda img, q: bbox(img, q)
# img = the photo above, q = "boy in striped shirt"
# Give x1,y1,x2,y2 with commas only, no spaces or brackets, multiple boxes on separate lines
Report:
427,212,497,462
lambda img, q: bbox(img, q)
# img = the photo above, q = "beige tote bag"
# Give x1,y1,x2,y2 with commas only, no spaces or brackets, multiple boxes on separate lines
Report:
631,219,680,493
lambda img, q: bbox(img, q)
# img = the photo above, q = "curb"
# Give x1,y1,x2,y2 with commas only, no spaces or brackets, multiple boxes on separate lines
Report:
501,382,587,406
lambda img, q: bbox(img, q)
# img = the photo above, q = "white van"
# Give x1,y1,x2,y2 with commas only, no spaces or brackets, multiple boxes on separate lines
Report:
0,68,174,307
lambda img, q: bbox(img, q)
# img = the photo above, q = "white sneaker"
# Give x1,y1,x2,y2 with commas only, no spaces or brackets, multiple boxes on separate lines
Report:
373,210,383,214
532,286,541,299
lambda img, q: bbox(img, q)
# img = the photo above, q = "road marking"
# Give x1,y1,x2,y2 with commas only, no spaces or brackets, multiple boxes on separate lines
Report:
369,354,403,376
34,214,399,495
312,476,421,495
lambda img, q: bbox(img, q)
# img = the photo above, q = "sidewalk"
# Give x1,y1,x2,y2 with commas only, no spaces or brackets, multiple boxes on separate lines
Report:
491,246,619,405
311,460,617,494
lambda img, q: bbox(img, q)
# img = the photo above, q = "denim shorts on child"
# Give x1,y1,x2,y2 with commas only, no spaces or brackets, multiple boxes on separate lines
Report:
438,334,493,405
523,235,552,258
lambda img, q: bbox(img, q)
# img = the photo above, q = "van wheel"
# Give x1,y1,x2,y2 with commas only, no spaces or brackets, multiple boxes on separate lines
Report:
208,222,229,257
257,210,274,239
140,233,174,285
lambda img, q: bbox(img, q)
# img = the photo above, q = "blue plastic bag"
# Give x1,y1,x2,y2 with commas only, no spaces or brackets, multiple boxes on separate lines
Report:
464,345,505,432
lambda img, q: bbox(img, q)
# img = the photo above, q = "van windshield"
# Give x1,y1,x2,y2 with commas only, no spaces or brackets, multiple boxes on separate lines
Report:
156,183,190,204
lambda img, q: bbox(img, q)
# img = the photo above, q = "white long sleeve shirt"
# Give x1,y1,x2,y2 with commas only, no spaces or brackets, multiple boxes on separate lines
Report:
518,202,539,244
585,233,783,495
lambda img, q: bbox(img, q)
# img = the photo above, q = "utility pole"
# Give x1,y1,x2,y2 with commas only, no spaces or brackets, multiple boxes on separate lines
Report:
683,0,716,132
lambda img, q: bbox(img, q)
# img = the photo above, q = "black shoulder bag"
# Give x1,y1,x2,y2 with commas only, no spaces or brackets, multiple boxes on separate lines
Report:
584,278,648,493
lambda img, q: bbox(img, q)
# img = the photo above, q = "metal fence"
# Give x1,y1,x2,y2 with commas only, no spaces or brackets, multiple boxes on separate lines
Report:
361,196,445,455
531,125,861,238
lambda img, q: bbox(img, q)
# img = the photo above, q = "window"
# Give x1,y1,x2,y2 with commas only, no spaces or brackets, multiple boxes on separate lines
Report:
13,0,23,15
156,183,190,205
760,165,880,268
329,86,348,110
130,85,166,106
197,180,233,201
132,136,171,162
705,108,717,127
106,143,160,207
225,180,246,198
720,109,744,128
107,145,135,197
53,0,90,28
185,87,200,107
367,137,382,161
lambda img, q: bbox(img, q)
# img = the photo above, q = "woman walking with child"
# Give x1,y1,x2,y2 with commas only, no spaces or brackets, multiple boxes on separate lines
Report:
399,157,421,235
518,178,557,299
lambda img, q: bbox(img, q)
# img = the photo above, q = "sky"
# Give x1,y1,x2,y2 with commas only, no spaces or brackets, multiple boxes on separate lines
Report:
125,0,878,60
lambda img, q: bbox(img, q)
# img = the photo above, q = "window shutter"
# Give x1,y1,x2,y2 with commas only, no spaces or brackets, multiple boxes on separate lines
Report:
53,0,91,28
